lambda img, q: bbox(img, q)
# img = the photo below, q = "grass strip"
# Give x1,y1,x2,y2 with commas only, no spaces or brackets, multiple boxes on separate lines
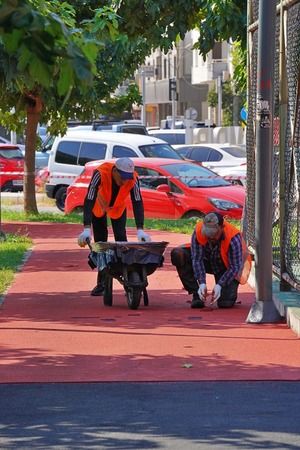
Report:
0,233,32,296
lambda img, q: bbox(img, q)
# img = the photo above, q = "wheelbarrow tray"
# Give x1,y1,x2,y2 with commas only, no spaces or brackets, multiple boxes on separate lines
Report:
89,241,169,309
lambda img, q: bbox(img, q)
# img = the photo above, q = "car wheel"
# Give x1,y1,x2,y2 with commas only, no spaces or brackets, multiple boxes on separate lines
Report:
183,211,204,220
55,186,67,211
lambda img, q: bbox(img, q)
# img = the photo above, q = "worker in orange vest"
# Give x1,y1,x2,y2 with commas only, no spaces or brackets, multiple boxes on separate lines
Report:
78,157,151,295
171,212,251,308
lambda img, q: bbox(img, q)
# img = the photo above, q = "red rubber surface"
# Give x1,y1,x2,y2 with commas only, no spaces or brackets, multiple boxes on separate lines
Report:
1,222,299,383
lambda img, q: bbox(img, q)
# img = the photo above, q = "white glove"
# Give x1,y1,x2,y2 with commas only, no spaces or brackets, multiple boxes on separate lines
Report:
198,283,207,301
212,284,222,302
78,227,91,247
137,229,151,242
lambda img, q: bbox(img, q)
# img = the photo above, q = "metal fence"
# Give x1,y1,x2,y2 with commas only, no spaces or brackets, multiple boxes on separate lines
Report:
246,0,300,289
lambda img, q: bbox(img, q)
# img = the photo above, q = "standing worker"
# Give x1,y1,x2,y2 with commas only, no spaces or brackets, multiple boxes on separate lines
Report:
171,212,251,308
78,157,151,295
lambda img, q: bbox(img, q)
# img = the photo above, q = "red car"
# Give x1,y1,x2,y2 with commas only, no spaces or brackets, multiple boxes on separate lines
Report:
0,144,24,191
65,158,245,219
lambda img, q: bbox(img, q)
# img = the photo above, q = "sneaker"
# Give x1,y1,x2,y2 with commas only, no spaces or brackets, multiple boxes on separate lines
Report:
90,284,105,296
191,293,205,309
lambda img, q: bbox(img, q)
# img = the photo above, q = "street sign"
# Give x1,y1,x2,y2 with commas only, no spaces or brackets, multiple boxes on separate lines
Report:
240,107,248,122
140,66,155,77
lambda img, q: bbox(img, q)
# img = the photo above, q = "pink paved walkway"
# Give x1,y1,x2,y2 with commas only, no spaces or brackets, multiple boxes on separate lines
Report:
0,221,299,383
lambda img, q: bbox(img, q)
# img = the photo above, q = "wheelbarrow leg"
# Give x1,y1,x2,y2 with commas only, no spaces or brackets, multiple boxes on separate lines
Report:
143,288,149,306
102,270,113,307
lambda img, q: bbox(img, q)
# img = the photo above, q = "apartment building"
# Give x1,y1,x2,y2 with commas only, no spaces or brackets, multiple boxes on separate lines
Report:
135,31,232,127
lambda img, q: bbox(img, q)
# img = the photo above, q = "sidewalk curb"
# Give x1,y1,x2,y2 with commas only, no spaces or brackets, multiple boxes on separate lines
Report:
248,268,300,337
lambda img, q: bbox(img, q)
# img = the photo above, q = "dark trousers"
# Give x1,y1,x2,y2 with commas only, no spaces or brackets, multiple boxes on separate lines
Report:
170,245,239,308
92,210,127,286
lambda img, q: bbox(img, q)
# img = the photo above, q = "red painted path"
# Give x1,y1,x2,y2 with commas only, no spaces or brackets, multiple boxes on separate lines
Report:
1,222,299,383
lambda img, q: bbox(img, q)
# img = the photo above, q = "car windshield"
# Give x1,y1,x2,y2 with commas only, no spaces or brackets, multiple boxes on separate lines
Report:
139,143,183,159
0,148,24,159
221,146,246,158
162,162,230,187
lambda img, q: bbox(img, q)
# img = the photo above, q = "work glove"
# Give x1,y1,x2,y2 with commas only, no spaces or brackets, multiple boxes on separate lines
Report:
211,284,222,303
198,283,207,301
78,227,91,247
137,229,151,242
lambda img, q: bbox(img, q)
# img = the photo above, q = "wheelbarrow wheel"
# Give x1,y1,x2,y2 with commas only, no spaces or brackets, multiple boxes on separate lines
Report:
125,271,142,310
103,275,113,307
126,287,142,310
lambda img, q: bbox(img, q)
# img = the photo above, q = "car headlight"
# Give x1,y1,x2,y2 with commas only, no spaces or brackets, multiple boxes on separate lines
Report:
209,198,242,210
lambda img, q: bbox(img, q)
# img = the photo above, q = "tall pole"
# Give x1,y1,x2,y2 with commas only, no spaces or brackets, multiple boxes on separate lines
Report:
279,0,290,291
247,0,281,323
171,78,176,129
141,70,146,126
217,76,222,126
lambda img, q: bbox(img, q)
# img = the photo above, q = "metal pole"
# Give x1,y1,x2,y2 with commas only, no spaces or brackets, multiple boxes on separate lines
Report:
279,0,290,291
141,70,146,126
217,76,222,126
171,78,176,129
247,0,281,323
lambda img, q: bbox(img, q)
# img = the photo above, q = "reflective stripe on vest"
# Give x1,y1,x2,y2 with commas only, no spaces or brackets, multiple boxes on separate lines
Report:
92,162,137,219
195,221,252,284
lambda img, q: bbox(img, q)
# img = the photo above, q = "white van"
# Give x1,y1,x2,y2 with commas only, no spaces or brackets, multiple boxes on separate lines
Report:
45,130,182,210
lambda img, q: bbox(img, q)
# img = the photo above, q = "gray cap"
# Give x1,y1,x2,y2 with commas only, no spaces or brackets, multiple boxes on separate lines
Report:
115,157,134,179
202,212,224,238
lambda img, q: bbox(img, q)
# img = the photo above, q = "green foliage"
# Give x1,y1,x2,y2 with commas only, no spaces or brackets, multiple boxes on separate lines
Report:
208,89,218,108
231,40,247,102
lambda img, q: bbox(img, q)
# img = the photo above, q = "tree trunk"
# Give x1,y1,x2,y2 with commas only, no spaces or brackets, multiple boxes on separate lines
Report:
24,95,42,214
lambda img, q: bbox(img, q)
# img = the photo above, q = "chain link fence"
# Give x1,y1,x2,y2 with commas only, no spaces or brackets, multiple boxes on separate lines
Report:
247,0,300,289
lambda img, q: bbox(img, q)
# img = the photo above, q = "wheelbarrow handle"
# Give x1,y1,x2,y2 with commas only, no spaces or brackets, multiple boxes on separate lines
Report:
86,237,93,252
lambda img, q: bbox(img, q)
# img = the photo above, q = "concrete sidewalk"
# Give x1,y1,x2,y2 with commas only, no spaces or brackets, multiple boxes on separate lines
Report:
0,221,299,384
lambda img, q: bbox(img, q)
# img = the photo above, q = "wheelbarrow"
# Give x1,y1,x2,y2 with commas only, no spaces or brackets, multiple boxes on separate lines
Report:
87,241,169,310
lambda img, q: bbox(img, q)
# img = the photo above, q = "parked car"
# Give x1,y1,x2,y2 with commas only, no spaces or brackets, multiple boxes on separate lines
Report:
65,158,245,220
217,164,247,186
0,144,24,191
147,129,186,145
0,135,25,152
46,130,183,211
173,143,246,173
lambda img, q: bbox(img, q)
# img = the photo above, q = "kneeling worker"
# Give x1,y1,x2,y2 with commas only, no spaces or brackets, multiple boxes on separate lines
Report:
171,212,251,308
78,157,151,295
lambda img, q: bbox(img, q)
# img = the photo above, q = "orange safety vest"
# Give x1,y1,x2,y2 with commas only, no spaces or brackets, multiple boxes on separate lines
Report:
92,162,137,219
195,221,252,285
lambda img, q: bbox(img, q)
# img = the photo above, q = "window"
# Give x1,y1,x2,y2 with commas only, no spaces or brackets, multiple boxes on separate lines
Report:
78,142,106,165
55,141,81,165
139,143,182,159
208,149,223,162
163,58,167,79
163,162,230,188
190,147,211,162
221,146,246,158
0,148,23,159
156,56,162,80
212,42,222,60
135,167,168,190
112,145,138,158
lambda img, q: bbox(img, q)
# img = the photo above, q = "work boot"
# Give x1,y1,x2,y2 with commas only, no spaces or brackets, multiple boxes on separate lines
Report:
91,271,106,296
191,292,205,309
90,284,105,296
